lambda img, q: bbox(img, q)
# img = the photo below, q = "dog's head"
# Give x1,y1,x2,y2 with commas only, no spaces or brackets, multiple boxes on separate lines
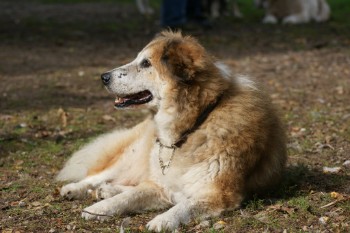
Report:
101,31,214,110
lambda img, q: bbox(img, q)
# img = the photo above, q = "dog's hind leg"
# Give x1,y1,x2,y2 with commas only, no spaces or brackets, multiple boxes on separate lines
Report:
94,182,134,200
81,181,171,221
60,167,120,200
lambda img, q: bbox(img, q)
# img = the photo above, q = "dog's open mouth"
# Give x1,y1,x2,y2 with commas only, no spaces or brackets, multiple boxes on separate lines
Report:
114,90,153,108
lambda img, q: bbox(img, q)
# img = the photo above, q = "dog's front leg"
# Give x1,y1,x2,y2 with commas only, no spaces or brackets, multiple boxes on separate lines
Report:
146,200,193,232
82,181,171,221
146,195,239,232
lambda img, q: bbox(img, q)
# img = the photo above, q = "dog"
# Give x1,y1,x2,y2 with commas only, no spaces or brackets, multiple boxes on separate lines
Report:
57,31,287,232
255,0,330,24
203,0,243,18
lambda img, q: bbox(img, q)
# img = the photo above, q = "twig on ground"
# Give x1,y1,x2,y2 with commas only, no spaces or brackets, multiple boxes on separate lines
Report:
81,210,113,217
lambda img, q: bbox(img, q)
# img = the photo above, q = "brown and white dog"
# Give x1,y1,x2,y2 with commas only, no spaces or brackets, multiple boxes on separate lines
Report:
57,31,287,232
255,0,330,24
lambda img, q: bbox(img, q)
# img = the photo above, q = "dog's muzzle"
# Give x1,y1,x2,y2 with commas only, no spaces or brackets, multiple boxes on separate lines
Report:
101,72,111,85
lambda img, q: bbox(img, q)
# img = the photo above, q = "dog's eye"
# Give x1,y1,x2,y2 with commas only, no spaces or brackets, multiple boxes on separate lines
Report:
140,59,151,68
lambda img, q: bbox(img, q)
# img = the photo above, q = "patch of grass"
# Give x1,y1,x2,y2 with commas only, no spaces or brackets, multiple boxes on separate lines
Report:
340,201,350,211
288,196,310,212
328,0,350,23
2,182,23,193
206,228,225,233
238,0,264,22
30,186,45,194
245,196,265,211
235,216,266,230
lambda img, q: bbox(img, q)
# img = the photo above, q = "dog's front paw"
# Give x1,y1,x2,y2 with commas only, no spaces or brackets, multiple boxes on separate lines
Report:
147,213,180,232
82,201,114,221
60,183,88,200
95,182,120,200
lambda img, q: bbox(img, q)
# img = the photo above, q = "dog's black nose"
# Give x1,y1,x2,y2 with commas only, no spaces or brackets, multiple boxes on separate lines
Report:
101,73,111,85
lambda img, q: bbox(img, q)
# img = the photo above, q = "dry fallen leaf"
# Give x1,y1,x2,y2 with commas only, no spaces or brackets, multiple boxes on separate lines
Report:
216,220,226,225
194,220,211,230
330,192,342,199
335,86,344,95
267,204,297,215
102,114,116,123
342,160,350,168
0,114,13,121
323,166,342,174
31,201,42,207
2,229,13,233
319,216,329,225
57,108,68,128
315,142,335,152
213,220,226,230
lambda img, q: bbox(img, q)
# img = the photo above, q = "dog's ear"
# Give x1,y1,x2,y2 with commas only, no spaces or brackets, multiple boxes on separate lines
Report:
161,37,206,82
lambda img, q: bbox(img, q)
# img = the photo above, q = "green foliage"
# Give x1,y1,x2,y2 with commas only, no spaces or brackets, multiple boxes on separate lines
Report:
245,196,265,211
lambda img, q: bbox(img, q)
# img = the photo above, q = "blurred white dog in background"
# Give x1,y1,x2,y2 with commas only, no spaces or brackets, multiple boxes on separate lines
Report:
203,0,243,18
255,0,331,24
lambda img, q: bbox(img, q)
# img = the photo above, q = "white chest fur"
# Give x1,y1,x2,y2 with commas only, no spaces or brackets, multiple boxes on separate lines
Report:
149,142,221,204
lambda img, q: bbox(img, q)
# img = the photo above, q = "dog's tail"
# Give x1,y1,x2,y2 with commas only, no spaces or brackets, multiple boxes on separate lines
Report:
56,118,153,182
315,0,330,22
55,129,127,182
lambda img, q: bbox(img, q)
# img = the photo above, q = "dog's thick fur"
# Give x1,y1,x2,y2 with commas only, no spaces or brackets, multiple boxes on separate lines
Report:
57,31,287,231
255,0,330,24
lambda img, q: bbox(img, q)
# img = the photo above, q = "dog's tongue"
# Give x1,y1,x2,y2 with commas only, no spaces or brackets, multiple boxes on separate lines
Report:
115,94,140,105
114,91,153,108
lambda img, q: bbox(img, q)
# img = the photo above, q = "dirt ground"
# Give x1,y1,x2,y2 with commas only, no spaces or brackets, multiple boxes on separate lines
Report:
0,0,349,232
